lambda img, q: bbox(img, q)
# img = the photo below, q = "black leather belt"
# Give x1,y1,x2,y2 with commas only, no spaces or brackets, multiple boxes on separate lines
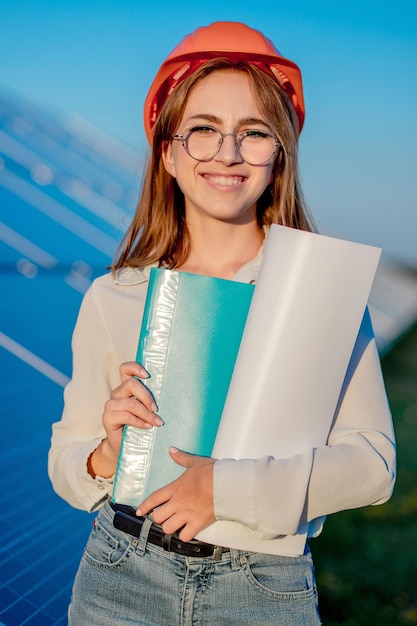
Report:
111,503,229,561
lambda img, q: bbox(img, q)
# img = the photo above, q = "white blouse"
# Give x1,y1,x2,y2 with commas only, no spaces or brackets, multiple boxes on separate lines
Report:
48,250,396,555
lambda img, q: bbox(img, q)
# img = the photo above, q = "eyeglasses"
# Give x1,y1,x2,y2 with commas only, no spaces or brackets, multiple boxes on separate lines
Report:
172,125,282,165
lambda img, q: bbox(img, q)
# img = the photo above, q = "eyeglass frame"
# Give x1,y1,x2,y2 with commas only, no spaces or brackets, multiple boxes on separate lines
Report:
171,125,283,165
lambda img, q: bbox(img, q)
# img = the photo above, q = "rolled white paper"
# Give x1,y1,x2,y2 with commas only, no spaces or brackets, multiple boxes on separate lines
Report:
197,224,381,555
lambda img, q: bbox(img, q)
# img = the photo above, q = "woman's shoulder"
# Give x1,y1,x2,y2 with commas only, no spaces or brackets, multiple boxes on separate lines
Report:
78,266,152,331
92,266,152,289
84,266,152,312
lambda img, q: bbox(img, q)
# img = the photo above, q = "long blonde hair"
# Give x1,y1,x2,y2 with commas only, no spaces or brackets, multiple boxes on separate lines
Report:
112,58,315,271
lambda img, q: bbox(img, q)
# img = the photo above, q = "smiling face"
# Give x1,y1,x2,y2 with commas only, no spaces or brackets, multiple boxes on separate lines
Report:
162,70,276,228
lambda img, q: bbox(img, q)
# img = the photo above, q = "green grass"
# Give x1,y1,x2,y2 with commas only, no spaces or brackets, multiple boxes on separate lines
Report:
311,324,417,625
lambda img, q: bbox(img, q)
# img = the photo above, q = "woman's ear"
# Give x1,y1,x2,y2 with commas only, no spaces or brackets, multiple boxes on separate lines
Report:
162,141,177,178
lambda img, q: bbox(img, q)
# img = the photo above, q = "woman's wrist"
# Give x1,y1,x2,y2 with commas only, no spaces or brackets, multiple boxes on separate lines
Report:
87,439,118,479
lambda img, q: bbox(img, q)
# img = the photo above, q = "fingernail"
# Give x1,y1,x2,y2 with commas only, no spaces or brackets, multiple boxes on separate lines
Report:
154,416,164,426
136,508,143,516
169,446,179,454
140,367,150,378
151,402,158,412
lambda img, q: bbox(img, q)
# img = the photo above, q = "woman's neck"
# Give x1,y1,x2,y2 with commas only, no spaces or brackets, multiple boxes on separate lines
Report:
178,221,264,279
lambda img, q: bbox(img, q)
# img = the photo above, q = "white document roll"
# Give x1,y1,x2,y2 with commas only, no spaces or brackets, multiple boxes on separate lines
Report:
197,224,381,555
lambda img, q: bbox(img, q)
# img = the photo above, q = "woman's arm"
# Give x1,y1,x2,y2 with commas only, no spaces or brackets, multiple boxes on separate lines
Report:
48,276,158,511
213,310,396,538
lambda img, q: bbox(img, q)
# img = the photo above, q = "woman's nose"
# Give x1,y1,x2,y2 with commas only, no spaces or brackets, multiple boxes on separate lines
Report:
214,133,243,165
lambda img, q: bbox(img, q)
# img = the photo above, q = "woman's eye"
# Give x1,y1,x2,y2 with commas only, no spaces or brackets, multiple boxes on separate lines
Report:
190,126,216,135
242,130,269,139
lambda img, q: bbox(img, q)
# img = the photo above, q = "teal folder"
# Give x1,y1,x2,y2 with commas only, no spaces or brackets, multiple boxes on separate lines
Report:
111,268,254,507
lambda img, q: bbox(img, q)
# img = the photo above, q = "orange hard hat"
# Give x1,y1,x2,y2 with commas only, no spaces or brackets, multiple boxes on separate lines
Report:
143,21,305,143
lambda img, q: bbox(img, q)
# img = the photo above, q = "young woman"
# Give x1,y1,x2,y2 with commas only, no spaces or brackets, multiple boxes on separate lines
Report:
48,22,395,625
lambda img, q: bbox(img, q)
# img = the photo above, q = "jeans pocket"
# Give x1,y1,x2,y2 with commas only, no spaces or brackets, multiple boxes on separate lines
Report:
83,511,132,568
243,552,318,601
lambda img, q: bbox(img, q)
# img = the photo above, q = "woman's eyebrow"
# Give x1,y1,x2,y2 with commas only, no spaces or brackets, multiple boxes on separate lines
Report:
186,114,270,127
187,114,221,124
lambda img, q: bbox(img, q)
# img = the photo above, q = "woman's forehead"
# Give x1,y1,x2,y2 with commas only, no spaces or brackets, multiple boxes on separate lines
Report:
180,70,265,124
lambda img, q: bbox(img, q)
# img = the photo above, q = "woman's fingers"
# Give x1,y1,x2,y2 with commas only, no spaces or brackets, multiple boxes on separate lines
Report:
116,362,157,413
111,376,157,413
102,361,162,448
104,396,163,430
120,361,149,382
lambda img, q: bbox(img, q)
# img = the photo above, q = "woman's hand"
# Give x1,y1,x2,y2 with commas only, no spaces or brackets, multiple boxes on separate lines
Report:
88,361,162,478
137,447,216,542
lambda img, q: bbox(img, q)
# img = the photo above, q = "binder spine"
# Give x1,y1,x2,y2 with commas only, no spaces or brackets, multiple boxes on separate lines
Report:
111,270,179,506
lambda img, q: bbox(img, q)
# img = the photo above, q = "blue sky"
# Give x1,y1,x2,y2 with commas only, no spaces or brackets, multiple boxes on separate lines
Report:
1,0,416,266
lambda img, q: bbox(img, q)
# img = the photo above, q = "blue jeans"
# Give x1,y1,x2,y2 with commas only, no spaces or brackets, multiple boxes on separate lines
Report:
68,501,321,625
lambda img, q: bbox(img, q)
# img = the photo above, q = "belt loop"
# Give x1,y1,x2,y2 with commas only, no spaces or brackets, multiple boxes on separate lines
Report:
163,533,173,551
230,548,242,570
137,516,153,555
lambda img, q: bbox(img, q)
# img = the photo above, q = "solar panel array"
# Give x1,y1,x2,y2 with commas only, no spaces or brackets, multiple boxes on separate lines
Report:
0,90,140,625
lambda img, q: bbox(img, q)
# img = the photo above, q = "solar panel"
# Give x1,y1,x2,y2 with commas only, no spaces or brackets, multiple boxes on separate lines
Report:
0,89,139,625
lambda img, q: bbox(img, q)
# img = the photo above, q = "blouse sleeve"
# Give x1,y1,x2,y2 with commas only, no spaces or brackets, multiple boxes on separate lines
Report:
213,309,396,538
48,281,123,512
